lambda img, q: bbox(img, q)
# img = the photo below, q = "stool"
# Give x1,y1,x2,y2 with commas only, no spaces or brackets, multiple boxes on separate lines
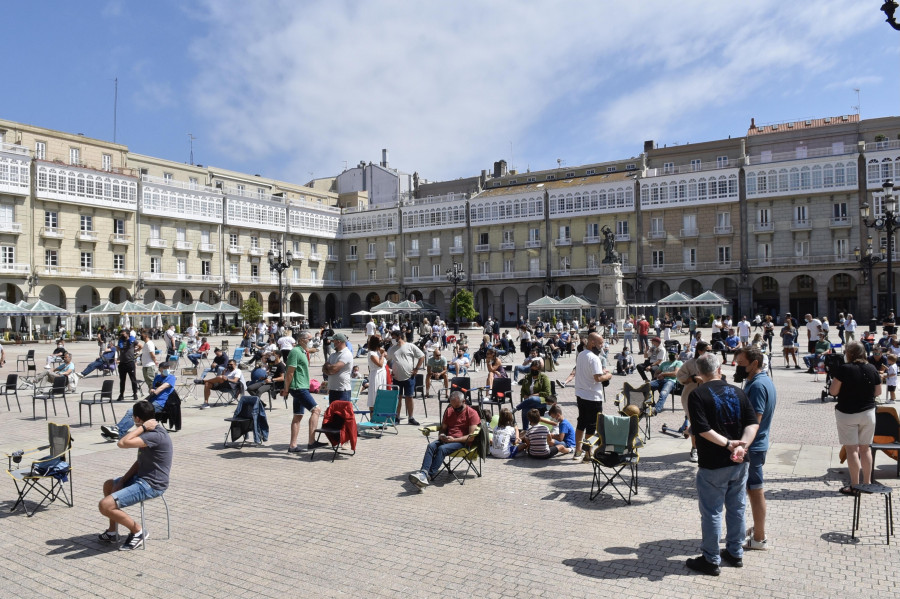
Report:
139,493,170,549
851,483,894,544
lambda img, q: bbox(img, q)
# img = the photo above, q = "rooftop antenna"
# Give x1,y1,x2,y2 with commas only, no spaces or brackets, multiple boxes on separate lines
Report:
852,88,861,116
188,133,197,165
113,77,118,143
510,141,514,173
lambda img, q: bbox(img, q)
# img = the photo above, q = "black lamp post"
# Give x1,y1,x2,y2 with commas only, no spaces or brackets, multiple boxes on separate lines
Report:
446,262,465,334
267,241,293,325
861,179,899,317
882,1,900,29
855,237,883,318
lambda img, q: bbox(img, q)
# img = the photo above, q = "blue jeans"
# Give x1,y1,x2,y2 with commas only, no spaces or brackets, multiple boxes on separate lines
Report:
650,378,676,412
188,352,203,366
420,440,464,478
116,398,166,437
80,358,105,377
696,463,749,565
623,332,634,351
513,365,531,381
514,396,544,429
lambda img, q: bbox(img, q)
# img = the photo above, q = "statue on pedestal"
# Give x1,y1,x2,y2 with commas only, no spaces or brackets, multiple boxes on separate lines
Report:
601,225,619,264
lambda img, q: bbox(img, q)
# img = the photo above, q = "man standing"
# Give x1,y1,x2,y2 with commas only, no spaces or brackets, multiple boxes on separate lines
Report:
735,347,776,552
573,333,612,459
322,332,353,403
164,325,177,361
737,316,752,347
283,332,323,452
116,330,139,402
140,331,158,389
636,315,650,354
365,317,376,343
844,313,857,342
387,329,425,425
685,353,759,576
804,313,823,355
98,399,173,550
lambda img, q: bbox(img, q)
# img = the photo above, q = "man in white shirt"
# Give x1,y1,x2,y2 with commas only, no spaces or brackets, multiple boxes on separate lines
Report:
804,314,823,355
843,313,857,342
711,317,724,342
201,359,245,409
573,332,612,459
365,318,376,341
387,329,425,426
257,321,267,344
276,331,296,359
322,333,354,404
449,347,470,375
164,325,177,360
140,331,158,388
737,316,752,347
185,324,198,340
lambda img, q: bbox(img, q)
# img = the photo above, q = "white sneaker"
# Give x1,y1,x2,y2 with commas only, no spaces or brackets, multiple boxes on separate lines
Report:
743,536,769,550
689,448,698,463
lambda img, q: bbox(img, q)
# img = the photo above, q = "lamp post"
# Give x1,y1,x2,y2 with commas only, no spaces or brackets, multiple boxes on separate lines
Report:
446,262,465,334
855,237,883,318
267,241,293,326
861,179,900,317
882,1,900,29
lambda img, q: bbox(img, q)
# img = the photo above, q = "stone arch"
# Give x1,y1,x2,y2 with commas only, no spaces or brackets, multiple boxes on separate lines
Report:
788,274,817,317
347,293,361,316
365,292,381,310
827,273,857,318
428,289,445,316
172,289,193,305
555,283,576,299
267,292,281,315
228,290,243,308
144,288,166,304
75,285,100,313
386,290,400,303
39,284,66,308
289,292,304,315
2,283,24,304
678,278,703,297
407,289,423,302
645,280,670,303
109,286,132,303
199,289,218,304
475,288,492,321
582,283,600,304
525,285,543,305
308,293,321,326
501,287,518,324
752,276,779,319
249,291,262,303
712,277,739,315
325,293,337,324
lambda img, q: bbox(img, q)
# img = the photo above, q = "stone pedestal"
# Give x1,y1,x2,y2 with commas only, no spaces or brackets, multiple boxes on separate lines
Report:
598,263,627,324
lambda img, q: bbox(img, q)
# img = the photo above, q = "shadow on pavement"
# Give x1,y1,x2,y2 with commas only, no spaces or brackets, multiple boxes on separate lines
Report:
563,538,701,581
45,534,113,559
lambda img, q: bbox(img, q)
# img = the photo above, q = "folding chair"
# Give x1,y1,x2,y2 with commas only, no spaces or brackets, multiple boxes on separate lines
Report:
587,413,640,504
871,406,900,480
311,400,358,462
413,373,429,418
437,377,472,422
33,376,69,420
1,373,21,412
223,395,268,448
232,347,245,363
6,422,74,517
477,377,513,416
357,387,399,438
16,349,35,372
419,422,489,485
348,379,365,411
79,379,116,427
176,367,199,402
616,381,652,440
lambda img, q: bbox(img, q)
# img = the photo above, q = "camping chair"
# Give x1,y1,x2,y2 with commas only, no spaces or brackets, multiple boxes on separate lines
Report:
16,349,35,372
33,376,69,420
232,347,245,363
78,379,116,427
357,387,399,438
586,413,640,504
413,373,430,418
437,377,472,422
223,395,269,448
616,381,653,440
212,378,242,407
348,378,365,411
477,377,513,416
419,421,489,485
176,367,199,402
6,422,74,517
311,400,358,462
1,373,21,412
220,340,229,353
871,406,900,480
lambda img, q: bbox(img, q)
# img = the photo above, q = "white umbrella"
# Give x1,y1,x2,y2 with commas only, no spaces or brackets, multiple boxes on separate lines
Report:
191,312,198,329
122,314,131,330
351,310,372,317
156,313,163,329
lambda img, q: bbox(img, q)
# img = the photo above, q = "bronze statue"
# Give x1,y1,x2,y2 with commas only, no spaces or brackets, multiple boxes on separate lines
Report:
601,225,620,264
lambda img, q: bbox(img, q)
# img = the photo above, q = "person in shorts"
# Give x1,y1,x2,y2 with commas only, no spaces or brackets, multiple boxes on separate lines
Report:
282,331,324,452
98,400,173,551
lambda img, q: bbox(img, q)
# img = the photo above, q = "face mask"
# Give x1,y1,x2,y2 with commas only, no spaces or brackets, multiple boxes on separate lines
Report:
591,346,601,355
733,365,748,383
453,405,465,413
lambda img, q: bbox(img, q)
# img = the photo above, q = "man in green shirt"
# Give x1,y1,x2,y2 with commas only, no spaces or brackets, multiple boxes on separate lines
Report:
281,331,323,453
650,351,683,414
512,358,553,430
803,332,832,373
425,348,449,397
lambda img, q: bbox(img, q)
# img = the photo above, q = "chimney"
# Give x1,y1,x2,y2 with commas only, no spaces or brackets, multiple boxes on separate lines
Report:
643,140,656,153
381,149,389,168
750,117,756,129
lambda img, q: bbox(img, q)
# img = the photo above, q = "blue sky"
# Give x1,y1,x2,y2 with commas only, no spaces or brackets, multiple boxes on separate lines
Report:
6,1,898,183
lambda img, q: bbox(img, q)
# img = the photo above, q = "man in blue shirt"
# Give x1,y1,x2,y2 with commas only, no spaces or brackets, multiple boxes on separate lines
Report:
102,360,177,440
547,404,576,455
735,346,776,551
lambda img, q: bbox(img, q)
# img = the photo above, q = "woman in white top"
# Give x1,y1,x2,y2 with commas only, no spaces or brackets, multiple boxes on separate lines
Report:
366,335,388,410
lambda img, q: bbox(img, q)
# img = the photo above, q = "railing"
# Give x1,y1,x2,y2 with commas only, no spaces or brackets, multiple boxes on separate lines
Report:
0,222,22,234
227,245,244,255
645,159,733,176
347,254,359,261
142,174,220,194
751,222,774,232
747,145,854,164
524,240,542,248
403,275,445,284
326,254,338,261
475,244,490,252
830,216,851,227
40,227,65,239
648,230,666,240
142,271,221,283
679,228,699,238
449,246,464,255
384,250,396,259
198,242,216,252
147,238,168,249
76,230,98,242
427,247,442,256
175,240,194,251
748,254,853,267
583,236,600,244
470,270,541,281
0,263,30,274
110,233,132,244
714,225,733,235
247,247,265,257
865,139,900,152
554,238,572,246
791,219,811,230
364,252,377,260
405,249,420,258
38,266,136,278
499,241,516,250
308,252,321,261
0,141,31,156
616,233,631,242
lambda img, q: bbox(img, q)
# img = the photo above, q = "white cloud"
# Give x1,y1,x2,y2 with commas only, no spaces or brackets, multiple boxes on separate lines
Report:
185,0,885,181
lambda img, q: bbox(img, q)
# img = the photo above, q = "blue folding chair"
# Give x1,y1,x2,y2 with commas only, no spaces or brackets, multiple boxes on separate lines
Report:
357,387,399,438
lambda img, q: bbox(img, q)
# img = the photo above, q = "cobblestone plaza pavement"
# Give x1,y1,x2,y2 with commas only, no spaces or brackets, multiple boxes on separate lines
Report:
1,330,898,598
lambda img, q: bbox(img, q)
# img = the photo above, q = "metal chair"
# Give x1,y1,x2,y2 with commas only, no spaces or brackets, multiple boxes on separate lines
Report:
79,379,116,427
16,349,35,372
33,376,69,420
138,493,171,549
1,373,22,412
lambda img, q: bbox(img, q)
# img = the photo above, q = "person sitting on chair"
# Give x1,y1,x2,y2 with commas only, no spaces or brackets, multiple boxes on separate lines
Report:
101,361,176,440
425,348,450,398
614,347,635,375
44,339,67,368
649,350,683,414
199,348,227,380
723,330,741,364
512,358,552,430
38,351,75,387
803,332,832,372
187,337,210,367
199,359,245,409
513,348,540,382
407,390,480,490
448,347,470,376
76,342,117,379
98,399,173,551
246,353,286,400
636,337,666,382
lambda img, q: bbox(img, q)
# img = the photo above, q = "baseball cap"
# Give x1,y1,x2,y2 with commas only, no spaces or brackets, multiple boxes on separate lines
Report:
331,333,348,343
651,336,661,344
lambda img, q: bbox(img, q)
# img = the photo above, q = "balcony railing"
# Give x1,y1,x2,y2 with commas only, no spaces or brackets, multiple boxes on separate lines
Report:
110,234,132,245
247,247,265,257
147,238,168,249
747,145,853,165
499,242,516,250
427,247,442,256
554,238,572,247
347,254,359,261
648,231,666,240
174,240,194,251
76,230,98,242
143,271,221,283
791,219,811,230
405,248,420,258
0,141,31,156
645,159,734,176
0,222,23,234
326,254,338,261
364,252,377,260
751,222,774,233
403,275,445,284
475,244,490,252
308,252,321,261
38,266,136,278
830,216,851,228
583,236,600,245
616,233,631,242
0,263,30,274
449,246,464,255
470,270,541,281
748,254,853,267
198,242,216,252
142,174,220,194
384,250,396,259
524,240,542,248
227,245,245,255
679,228,699,238
40,227,65,239
714,225,733,235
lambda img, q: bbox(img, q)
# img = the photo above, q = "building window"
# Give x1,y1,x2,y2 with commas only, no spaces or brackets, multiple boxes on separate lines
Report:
69,148,80,166
1,246,15,265
250,264,259,279
230,263,239,279
114,219,125,236
236,184,245,196
586,169,596,175
310,267,318,282
607,166,616,172
229,233,238,248
546,174,556,181
529,257,540,274
509,179,517,185
794,240,809,257
690,159,701,172
650,217,664,234
35,141,46,160
270,237,278,251
368,242,376,255
758,243,772,262
114,254,124,272
452,235,462,249
663,162,674,174
587,223,599,237
833,202,847,218
176,227,186,242
44,211,58,230
794,205,808,222
45,250,58,269
757,208,770,224
480,261,489,274
80,215,93,232
431,237,440,250
559,256,570,271
388,266,396,280
250,236,259,250
432,264,441,276
616,220,629,236
529,228,540,242
102,154,112,172
626,164,636,170
503,230,514,243
151,224,161,239
835,238,849,258
201,261,211,276
410,265,419,278
504,259,514,273
150,257,160,273
258,187,266,199
565,171,575,178
558,225,570,241
717,246,731,264
386,241,394,255
527,177,536,182
369,269,377,281
189,177,199,189
684,247,696,267
478,232,489,245
651,250,664,267
716,156,729,168
716,212,731,228
349,244,358,257
349,269,357,284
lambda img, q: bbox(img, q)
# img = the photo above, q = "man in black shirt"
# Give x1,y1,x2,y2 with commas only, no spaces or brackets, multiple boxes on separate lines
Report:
685,353,759,576
247,352,286,399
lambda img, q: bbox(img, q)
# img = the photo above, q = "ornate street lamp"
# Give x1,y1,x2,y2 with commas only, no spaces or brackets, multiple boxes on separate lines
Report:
882,1,900,30
267,241,294,325
855,237,883,318
860,179,900,316
446,262,465,334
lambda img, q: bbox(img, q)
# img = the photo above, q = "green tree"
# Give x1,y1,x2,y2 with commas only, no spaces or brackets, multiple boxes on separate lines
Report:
449,289,478,323
240,297,263,326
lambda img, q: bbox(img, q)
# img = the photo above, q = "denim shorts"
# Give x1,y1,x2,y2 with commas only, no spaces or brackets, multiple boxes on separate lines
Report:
395,378,415,397
290,388,318,415
112,476,163,509
747,451,767,490
328,389,351,403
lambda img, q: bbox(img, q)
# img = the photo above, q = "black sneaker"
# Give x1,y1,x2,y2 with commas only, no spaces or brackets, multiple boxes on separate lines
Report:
287,446,304,453
100,425,119,439
98,530,118,543
119,530,147,551
308,440,328,450
720,549,743,568
408,417,420,426
685,556,720,576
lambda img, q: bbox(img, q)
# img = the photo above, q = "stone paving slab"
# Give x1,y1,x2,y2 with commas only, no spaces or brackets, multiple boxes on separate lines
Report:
0,330,898,597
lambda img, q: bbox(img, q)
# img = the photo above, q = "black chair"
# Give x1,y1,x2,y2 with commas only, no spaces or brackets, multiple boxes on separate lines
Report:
33,376,69,421
6,422,74,517
437,376,472,422
17,349,35,373
413,373,428,418
478,377,513,415
871,406,900,480
79,379,116,427
1,373,21,412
